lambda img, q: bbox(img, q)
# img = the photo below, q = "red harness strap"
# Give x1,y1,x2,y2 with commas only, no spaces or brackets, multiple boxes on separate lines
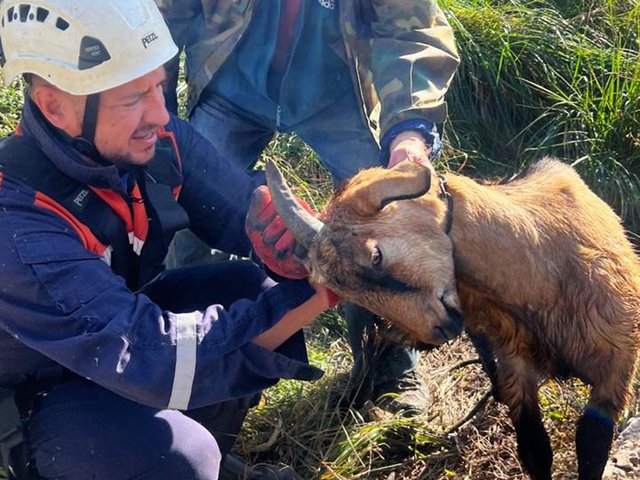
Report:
34,191,109,257
91,185,149,256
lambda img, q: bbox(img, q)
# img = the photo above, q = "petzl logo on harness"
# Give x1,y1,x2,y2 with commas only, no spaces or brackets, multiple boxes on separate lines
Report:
73,188,90,208
141,32,159,49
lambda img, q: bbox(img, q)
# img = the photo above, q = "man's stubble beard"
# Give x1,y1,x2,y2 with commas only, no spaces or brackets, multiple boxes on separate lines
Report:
103,144,157,168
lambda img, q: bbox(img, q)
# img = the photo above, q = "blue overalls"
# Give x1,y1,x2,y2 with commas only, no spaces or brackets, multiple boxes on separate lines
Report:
0,98,321,479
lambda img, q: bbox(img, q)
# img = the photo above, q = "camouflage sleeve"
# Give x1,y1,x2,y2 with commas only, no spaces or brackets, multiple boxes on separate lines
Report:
155,0,202,21
369,0,460,136
155,1,203,49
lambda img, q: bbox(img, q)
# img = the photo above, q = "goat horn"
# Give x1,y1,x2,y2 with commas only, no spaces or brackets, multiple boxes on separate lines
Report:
265,160,324,250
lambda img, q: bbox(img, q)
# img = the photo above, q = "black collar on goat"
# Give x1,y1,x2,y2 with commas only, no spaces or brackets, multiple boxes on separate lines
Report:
437,174,453,234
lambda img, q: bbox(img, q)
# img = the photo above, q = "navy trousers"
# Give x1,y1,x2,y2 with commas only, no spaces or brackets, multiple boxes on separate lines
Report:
26,261,272,480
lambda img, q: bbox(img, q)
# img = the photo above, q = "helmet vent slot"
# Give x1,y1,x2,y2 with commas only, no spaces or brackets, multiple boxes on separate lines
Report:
55,17,69,31
36,7,49,22
7,6,15,22
19,4,29,22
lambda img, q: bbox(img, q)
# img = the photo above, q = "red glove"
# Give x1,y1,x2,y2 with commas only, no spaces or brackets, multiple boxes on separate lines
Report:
246,186,314,280
324,288,341,309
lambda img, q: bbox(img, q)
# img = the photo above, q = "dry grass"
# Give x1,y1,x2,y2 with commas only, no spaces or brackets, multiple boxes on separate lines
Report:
236,327,639,479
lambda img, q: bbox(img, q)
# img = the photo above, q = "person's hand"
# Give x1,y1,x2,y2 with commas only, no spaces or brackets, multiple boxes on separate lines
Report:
387,131,433,170
245,186,314,280
312,283,341,310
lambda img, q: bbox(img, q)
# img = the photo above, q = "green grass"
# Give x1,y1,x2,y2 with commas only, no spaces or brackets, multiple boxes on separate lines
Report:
442,0,640,231
1,0,639,478
0,74,23,137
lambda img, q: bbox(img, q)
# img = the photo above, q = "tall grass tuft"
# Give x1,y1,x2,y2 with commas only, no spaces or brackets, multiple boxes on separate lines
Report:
442,0,640,230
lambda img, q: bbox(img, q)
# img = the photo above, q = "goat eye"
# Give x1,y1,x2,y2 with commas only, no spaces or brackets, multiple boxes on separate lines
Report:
371,245,383,267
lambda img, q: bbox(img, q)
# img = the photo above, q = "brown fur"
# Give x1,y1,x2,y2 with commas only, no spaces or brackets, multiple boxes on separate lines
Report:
303,158,640,478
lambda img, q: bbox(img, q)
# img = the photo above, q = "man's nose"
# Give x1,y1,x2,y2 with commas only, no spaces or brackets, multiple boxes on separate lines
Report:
145,87,170,126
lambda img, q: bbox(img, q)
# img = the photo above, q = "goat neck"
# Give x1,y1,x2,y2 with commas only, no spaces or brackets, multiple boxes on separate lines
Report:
442,173,556,300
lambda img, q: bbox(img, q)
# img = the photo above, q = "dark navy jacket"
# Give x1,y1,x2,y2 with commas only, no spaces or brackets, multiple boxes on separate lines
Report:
0,100,322,410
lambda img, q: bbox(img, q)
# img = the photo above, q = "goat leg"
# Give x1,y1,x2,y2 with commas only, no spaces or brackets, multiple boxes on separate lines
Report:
575,375,627,480
343,307,381,409
575,349,635,480
575,405,614,480
513,405,553,480
499,361,552,480
467,330,500,402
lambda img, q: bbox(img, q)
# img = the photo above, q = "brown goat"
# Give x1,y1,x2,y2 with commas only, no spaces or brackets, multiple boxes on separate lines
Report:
265,158,640,480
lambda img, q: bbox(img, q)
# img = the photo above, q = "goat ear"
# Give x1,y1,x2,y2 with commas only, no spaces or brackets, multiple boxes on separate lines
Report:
390,161,428,174
349,163,432,217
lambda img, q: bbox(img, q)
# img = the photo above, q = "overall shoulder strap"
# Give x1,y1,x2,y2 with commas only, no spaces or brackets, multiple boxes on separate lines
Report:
0,135,136,280
136,132,189,286
0,133,190,289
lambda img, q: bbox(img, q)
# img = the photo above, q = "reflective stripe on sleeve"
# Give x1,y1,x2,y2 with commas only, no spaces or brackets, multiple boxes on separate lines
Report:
168,312,198,410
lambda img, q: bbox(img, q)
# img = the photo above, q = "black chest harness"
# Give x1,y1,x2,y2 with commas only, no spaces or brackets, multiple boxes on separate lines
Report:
0,132,193,477
0,131,190,291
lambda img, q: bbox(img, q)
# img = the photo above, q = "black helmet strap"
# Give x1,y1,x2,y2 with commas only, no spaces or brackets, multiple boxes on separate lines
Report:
73,92,112,165
81,92,100,144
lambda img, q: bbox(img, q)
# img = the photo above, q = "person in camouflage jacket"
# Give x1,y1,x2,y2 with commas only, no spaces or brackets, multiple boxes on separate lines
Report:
157,0,460,418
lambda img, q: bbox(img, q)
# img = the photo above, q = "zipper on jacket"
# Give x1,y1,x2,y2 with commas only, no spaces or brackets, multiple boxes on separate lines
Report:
276,105,282,131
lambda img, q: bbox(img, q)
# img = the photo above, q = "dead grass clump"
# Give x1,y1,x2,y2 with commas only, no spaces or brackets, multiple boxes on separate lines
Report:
237,328,639,479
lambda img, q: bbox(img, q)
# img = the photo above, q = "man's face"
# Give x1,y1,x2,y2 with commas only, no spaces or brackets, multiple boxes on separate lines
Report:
93,67,170,167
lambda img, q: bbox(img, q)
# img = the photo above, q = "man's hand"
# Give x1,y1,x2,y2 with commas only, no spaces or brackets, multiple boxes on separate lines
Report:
313,283,341,310
245,186,313,280
387,131,433,170
252,283,340,351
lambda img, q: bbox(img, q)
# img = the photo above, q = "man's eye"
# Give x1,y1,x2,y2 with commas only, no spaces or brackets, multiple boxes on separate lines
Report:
371,245,383,267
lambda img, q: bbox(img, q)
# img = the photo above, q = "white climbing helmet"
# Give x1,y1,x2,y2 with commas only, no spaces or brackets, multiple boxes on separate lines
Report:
0,0,178,95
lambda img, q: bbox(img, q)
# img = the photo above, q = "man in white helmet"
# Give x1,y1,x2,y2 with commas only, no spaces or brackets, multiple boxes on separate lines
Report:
0,1,336,479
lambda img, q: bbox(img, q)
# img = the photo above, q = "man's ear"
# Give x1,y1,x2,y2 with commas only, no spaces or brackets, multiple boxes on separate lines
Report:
31,85,82,136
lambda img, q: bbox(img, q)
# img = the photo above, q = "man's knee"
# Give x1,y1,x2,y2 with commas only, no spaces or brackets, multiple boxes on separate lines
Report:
31,422,221,480
109,409,222,480
28,382,223,480
159,419,221,480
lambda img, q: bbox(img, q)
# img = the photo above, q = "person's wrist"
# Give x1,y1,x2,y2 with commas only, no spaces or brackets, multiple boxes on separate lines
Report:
311,284,340,310
387,131,433,169
389,130,430,153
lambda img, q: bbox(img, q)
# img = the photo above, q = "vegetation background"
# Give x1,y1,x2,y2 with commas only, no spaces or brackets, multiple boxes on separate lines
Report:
1,0,639,478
